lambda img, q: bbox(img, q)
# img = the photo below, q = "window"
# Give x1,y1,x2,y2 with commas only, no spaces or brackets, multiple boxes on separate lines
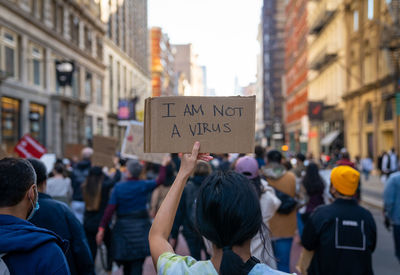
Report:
384,100,393,121
368,0,374,20
1,29,18,78
29,103,46,146
1,97,20,153
84,26,92,53
55,4,64,34
109,55,114,112
70,15,79,45
96,36,103,59
85,72,92,101
96,77,103,106
96,118,103,135
117,61,120,97
85,116,93,140
366,102,373,124
72,66,80,98
353,10,359,31
30,44,43,86
115,8,120,45
109,123,114,137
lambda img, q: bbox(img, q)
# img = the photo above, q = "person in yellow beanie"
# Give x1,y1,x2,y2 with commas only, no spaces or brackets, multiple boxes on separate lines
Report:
300,165,377,275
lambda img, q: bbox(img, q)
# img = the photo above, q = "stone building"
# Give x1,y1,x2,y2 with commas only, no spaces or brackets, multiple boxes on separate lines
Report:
343,0,398,160
0,0,106,156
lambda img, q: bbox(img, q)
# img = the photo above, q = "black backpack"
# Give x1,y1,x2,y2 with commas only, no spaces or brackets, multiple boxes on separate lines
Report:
273,188,297,214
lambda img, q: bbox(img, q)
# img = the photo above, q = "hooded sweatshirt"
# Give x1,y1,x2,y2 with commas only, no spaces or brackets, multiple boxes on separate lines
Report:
71,160,91,201
0,214,70,275
263,163,297,238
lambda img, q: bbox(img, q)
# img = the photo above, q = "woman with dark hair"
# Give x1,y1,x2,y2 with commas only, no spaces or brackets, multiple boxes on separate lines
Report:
300,162,325,225
170,160,213,260
82,166,114,273
149,142,291,275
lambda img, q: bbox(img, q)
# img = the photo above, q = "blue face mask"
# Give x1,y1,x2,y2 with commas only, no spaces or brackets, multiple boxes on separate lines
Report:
27,191,40,220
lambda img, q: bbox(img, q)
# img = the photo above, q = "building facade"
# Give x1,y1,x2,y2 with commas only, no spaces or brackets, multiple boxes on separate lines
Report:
0,0,106,156
102,0,151,143
262,0,286,148
307,0,347,157
284,0,309,153
343,0,399,160
172,43,205,96
150,27,175,97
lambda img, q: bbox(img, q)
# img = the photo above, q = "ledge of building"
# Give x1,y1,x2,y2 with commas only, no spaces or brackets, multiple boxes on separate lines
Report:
342,75,394,101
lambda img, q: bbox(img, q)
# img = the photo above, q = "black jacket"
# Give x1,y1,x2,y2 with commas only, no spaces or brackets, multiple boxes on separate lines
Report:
71,160,91,201
302,199,376,275
30,193,95,275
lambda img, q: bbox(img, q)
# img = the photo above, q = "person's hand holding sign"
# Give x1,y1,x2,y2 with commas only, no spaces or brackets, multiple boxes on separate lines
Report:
149,142,212,267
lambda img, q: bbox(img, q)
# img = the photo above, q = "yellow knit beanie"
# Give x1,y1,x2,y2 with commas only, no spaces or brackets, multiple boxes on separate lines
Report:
331,166,360,196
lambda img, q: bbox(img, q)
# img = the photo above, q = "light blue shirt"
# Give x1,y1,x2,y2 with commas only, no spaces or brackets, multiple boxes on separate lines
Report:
384,172,400,225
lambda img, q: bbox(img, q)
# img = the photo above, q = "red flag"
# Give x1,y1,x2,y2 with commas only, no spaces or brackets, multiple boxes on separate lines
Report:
14,134,46,159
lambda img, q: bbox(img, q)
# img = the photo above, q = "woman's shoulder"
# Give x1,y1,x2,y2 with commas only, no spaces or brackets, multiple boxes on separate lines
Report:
157,252,218,275
250,263,295,275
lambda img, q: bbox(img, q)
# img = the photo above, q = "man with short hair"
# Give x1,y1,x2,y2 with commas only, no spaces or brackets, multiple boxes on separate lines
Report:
28,158,95,275
0,158,70,274
302,166,376,275
263,150,297,272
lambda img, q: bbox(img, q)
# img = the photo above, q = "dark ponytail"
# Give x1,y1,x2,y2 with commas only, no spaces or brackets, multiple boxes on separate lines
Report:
195,171,263,275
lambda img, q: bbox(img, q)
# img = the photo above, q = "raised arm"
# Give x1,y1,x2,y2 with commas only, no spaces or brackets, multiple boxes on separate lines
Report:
148,142,212,268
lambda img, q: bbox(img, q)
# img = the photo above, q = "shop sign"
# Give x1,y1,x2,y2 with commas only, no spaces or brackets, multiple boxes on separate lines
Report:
308,101,323,120
14,134,46,159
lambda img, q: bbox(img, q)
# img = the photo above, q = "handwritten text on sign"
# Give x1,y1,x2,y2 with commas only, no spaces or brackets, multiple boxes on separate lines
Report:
144,96,256,153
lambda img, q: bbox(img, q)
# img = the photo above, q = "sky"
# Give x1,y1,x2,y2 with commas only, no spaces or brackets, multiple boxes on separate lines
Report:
148,0,263,96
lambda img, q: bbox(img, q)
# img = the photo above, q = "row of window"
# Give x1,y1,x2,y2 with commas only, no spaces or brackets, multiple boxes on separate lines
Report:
0,26,104,106
352,0,393,32
365,100,393,124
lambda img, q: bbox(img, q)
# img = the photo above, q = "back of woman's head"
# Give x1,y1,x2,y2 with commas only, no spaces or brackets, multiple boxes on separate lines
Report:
195,171,262,275
302,162,324,195
82,166,104,211
53,162,65,175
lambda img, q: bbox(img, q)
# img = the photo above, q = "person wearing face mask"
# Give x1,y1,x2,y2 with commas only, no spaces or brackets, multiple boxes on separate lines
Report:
28,158,95,275
0,158,70,275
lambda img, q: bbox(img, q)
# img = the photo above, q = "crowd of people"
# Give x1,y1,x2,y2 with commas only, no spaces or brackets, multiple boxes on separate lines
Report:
0,142,399,275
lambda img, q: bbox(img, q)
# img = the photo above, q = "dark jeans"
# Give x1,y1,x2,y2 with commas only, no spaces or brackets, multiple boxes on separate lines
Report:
117,258,145,275
85,227,112,271
394,225,400,263
272,237,293,273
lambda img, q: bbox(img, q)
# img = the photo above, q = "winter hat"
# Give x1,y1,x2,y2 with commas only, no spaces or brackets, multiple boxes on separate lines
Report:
126,159,143,178
331,166,360,196
235,156,259,179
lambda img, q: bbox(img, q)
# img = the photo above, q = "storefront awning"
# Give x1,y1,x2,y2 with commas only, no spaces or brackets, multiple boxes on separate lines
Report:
321,130,341,146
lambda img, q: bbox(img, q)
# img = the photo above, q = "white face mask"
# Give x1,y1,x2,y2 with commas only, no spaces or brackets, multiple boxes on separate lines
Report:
27,188,40,220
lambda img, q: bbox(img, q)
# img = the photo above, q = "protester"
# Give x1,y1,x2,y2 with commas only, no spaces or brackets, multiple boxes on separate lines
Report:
171,161,213,260
235,156,281,268
27,158,95,275
0,158,70,274
292,153,306,178
299,163,325,231
71,147,93,223
255,145,266,168
218,153,231,172
96,158,168,275
262,150,297,272
46,162,73,205
149,142,291,275
150,162,177,218
82,166,115,272
301,166,376,275
382,148,398,176
361,155,374,181
383,171,400,263
336,151,355,168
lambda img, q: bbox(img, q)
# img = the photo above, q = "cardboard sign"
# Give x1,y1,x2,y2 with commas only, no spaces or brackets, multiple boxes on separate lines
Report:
14,134,47,158
92,136,118,167
144,96,256,153
121,121,167,164
64,144,85,160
